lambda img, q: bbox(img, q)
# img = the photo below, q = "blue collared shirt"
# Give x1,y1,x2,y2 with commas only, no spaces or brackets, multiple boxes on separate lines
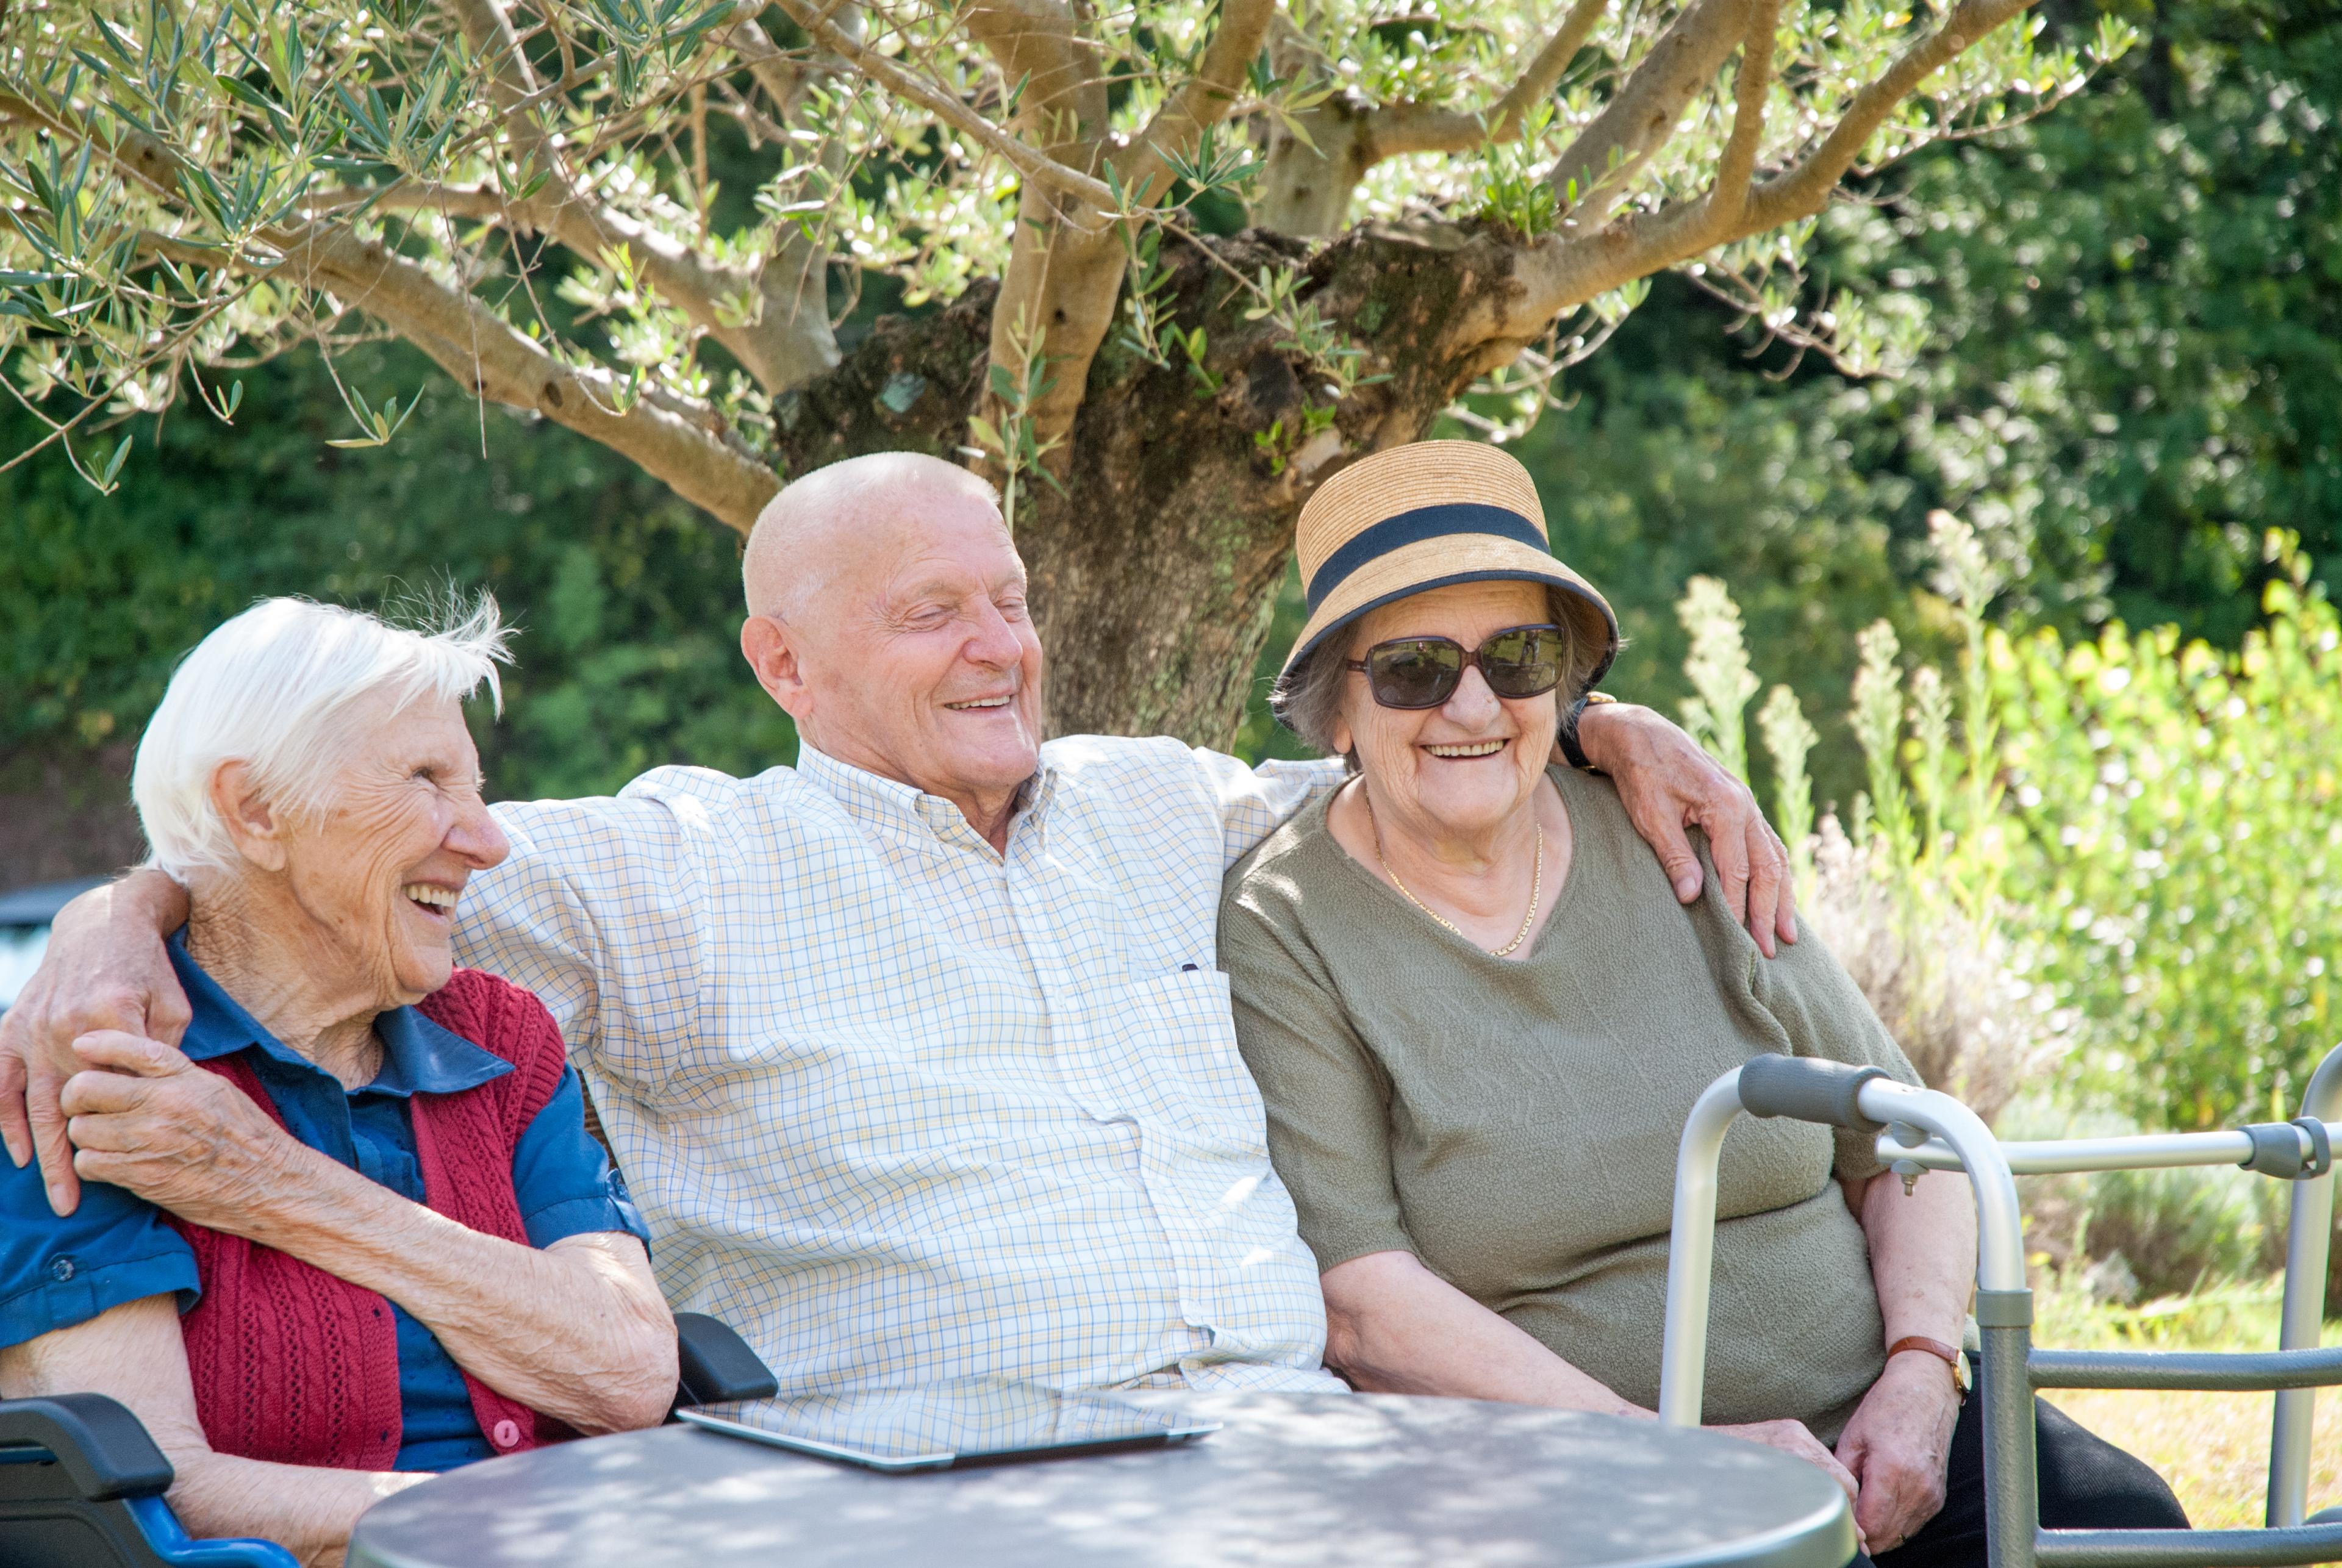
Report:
0,934,647,1472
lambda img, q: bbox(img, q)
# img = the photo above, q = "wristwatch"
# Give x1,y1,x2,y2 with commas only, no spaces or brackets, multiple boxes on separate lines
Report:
1557,690,1617,773
1887,1335,1971,1403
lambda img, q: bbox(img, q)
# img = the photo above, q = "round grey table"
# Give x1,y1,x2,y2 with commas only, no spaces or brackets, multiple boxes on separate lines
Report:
348,1392,1855,1568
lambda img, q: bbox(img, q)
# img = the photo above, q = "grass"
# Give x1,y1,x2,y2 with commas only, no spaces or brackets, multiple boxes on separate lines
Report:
2030,1276,2342,1529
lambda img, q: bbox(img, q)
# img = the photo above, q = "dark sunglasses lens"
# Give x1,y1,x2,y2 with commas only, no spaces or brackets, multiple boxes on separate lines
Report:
1369,640,1463,708
1480,628,1566,698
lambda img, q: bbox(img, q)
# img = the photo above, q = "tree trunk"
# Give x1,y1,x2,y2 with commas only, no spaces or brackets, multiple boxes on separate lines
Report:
1254,106,1376,237
773,223,1531,749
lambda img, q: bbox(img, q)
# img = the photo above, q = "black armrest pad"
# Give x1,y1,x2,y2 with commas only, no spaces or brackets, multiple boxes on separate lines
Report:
673,1313,778,1408
0,1394,175,1501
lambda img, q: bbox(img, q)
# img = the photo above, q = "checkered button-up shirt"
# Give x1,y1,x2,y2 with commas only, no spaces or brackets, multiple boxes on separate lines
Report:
456,737,1349,1395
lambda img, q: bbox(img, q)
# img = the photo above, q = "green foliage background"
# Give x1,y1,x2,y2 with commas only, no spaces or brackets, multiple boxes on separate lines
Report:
1505,0,2342,811
1995,557,2341,1130
4,0,2338,1112
1,343,794,802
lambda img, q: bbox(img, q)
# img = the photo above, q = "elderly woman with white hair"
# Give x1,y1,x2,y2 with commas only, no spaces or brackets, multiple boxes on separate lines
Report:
0,598,675,1566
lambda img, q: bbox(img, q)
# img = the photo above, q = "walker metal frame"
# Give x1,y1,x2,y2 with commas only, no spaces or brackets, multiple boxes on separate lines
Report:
1658,1045,2342,1568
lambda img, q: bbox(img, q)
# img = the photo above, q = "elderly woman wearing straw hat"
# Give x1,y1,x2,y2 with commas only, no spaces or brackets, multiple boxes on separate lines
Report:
1218,442,2186,1566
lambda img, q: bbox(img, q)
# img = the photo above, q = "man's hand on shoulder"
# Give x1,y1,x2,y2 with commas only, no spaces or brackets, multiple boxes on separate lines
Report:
0,870,192,1215
1570,702,1799,957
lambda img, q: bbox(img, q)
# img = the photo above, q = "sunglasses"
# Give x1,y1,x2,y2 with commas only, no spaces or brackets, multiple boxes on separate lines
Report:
1345,623,1569,710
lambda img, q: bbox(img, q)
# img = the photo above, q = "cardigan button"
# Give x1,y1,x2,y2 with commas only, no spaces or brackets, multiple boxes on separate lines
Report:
492,1419,522,1448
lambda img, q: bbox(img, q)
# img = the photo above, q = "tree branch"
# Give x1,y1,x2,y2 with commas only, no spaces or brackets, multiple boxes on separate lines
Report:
1747,0,2032,227
1703,0,1783,229
437,0,830,393
978,0,1284,469
954,0,1109,156
714,5,850,390
1255,0,1602,234
715,7,818,123
309,182,510,220
291,225,779,528
1544,0,1742,222
5,87,779,529
1110,0,1277,199
1370,0,1611,157
770,0,1121,219
1484,0,2036,341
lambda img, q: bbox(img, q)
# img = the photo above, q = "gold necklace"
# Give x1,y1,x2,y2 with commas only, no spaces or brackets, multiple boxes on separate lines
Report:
1362,788,1544,957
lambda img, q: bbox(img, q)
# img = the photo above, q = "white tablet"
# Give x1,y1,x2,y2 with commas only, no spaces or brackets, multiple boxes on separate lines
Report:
676,1379,1219,1473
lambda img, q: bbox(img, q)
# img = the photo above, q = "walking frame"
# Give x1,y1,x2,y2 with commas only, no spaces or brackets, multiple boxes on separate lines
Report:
1659,1046,2342,1568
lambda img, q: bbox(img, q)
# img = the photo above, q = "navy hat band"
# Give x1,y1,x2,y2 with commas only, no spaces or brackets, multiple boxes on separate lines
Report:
1304,503,1551,614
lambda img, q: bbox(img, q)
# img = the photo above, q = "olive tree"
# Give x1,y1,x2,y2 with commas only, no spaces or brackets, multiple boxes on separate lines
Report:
0,0,2127,741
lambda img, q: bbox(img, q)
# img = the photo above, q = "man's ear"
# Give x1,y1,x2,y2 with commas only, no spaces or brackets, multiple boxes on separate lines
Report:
208,761,288,872
740,614,813,723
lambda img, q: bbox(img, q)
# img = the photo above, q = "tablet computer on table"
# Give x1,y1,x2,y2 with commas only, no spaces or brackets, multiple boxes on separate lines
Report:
676,1377,1219,1473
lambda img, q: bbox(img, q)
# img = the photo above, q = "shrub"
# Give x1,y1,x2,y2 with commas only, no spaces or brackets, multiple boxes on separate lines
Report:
1688,515,2057,1125
1685,528,2342,1298
1689,527,2342,1135
1994,539,2342,1129
1800,815,2049,1126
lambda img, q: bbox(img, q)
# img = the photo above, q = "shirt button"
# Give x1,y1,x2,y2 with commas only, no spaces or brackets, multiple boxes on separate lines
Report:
492,1419,522,1448
48,1256,76,1283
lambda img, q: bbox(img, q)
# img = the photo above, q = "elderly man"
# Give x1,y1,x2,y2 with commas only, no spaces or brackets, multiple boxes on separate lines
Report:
3,451,1793,1396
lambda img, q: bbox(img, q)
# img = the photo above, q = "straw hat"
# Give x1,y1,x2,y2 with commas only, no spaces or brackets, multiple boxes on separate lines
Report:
1279,440,1618,688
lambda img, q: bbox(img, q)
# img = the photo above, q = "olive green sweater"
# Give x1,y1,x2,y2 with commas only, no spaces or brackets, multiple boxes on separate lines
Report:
1219,765,1921,1441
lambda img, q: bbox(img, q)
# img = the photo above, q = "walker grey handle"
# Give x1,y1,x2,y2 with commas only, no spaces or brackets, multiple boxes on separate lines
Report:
1736,1054,1889,1130
1658,1064,2024,1430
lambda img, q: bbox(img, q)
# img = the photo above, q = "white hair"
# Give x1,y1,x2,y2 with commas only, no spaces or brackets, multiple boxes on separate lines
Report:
132,593,514,881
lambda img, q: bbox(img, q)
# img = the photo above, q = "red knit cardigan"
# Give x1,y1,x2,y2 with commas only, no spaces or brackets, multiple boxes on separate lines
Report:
170,968,578,1470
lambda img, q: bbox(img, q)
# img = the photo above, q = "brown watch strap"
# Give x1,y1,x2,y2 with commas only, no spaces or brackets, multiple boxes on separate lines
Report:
1887,1336,1969,1402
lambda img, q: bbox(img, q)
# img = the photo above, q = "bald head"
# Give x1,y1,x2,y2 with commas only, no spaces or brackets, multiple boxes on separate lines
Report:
742,452,1003,623
736,448,1042,840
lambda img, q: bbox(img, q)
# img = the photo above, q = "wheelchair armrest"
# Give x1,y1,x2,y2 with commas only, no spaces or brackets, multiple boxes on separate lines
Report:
672,1313,778,1409
0,1394,174,1503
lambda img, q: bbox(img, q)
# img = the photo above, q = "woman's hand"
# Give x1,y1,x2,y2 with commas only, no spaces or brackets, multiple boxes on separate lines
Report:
64,1029,675,1433
59,1031,310,1233
1842,1166,1976,1553
0,869,192,1217
1713,1417,1866,1539
1833,1353,1962,1553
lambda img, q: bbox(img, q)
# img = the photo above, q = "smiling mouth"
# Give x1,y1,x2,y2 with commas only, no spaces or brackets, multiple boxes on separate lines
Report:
403,884,460,915
944,695,1015,711
1423,739,1509,759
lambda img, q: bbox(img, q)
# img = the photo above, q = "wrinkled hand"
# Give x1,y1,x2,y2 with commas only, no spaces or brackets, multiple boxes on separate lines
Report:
1714,1417,1867,1550
1834,1353,1961,1555
60,1032,307,1234
0,874,192,1216
1575,703,1798,956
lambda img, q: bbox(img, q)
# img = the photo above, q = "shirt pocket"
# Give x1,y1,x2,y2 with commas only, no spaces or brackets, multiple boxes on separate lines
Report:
1087,967,1266,1139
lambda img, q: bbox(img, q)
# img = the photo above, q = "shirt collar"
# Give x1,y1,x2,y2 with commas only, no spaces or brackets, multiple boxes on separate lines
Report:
797,743,1058,850
167,930,512,1097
